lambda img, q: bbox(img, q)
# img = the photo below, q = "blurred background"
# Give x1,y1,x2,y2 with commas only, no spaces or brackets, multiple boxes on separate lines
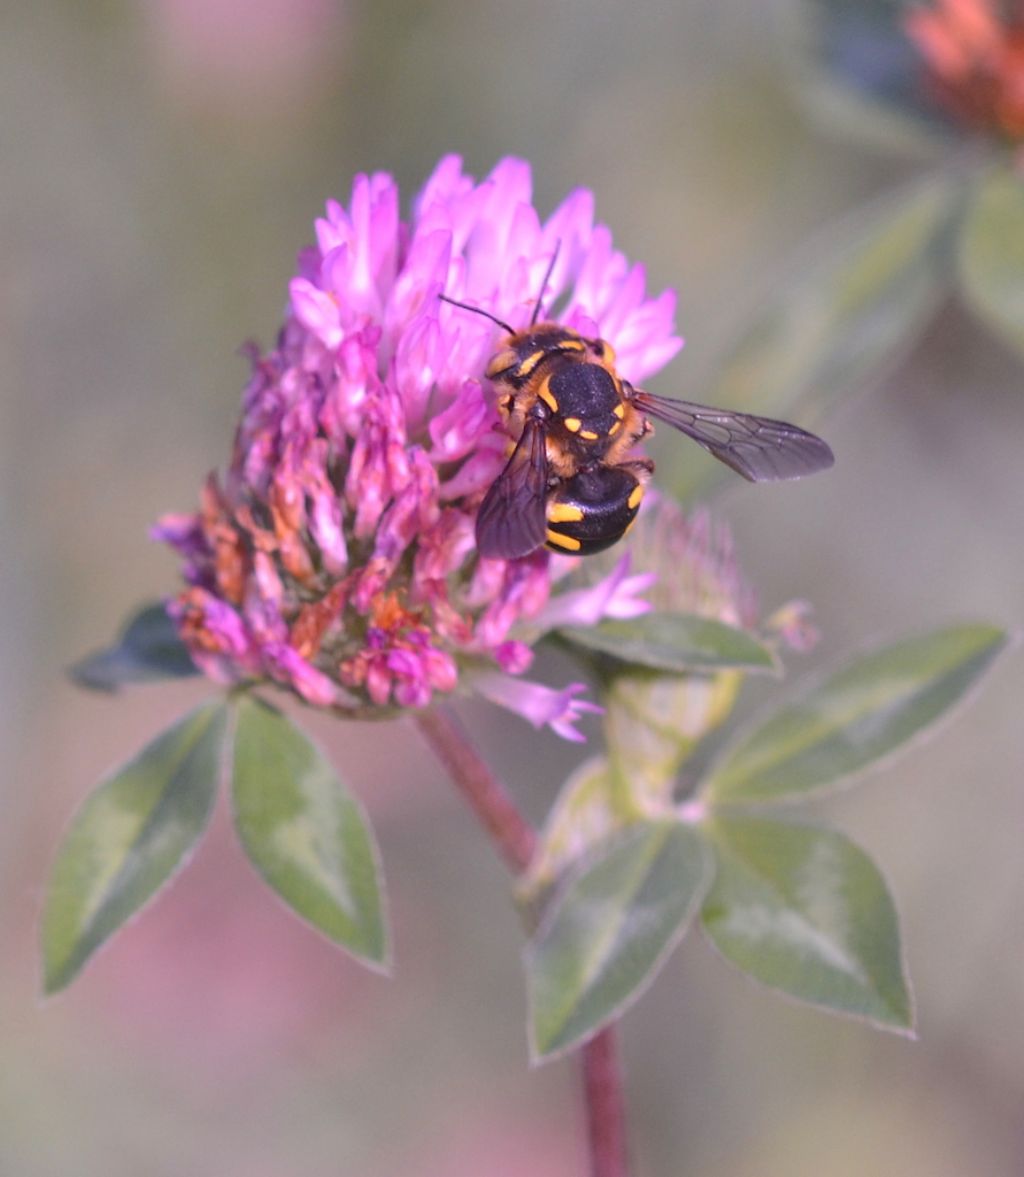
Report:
3,1,1022,1174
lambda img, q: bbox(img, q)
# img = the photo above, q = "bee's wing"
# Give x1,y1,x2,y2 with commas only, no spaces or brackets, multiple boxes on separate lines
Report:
475,417,550,559
632,390,834,482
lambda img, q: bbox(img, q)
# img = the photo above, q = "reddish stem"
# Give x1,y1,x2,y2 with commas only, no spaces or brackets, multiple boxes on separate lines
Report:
415,706,536,873
415,705,631,1177
581,1027,629,1177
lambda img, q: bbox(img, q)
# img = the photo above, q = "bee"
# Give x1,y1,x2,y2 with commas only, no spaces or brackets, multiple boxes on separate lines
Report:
441,262,834,561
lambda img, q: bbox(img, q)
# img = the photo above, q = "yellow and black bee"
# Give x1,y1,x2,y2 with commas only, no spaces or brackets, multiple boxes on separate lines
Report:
441,267,834,561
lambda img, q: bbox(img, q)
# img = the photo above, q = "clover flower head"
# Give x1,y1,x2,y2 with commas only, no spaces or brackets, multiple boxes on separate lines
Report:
578,494,819,800
605,493,818,653
155,156,682,736
906,0,1024,140
610,494,758,629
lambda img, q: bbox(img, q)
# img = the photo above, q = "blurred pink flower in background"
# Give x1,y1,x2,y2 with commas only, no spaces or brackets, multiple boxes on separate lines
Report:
144,0,347,116
906,0,1024,140
407,1110,581,1177
77,807,421,1079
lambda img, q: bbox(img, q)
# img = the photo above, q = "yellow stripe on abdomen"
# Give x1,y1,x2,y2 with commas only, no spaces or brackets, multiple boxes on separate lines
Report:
547,502,585,524
545,529,582,552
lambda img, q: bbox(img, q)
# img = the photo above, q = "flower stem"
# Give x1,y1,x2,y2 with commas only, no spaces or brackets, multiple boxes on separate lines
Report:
581,1027,629,1177
415,705,536,873
415,705,631,1177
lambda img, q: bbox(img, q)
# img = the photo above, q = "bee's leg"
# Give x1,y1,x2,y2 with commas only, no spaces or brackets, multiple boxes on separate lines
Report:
617,457,655,481
604,407,652,466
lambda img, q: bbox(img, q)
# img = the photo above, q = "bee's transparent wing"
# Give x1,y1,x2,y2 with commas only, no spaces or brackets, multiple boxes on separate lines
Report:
633,390,834,482
475,417,550,559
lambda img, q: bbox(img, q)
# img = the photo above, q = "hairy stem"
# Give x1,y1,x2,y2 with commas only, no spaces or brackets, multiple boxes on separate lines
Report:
415,704,630,1177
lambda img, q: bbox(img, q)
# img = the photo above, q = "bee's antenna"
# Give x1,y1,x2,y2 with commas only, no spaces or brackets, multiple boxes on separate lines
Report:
438,294,515,337
529,241,561,327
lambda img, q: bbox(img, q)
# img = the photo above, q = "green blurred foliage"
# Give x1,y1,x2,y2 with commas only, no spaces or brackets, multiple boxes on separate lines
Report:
958,166,1024,360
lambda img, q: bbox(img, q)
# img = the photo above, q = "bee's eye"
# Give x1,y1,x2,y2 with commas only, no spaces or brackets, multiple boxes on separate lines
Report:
589,339,616,367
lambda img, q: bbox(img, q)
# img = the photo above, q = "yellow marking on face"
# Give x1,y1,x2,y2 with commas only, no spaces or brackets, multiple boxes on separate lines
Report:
537,377,559,413
517,350,546,378
546,529,582,552
613,402,626,419
563,416,582,432
608,419,622,436
627,483,645,510
547,501,585,524
561,338,586,351
580,429,600,441
486,349,518,378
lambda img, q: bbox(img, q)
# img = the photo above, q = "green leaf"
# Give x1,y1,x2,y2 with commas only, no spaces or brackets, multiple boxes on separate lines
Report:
518,757,626,906
702,815,912,1032
231,696,389,969
558,612,778,675
706,623,1009,805
526,820,710,1061
958,168,1024,360
670,175,960,501
41,701,228,994
70,602,198,691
